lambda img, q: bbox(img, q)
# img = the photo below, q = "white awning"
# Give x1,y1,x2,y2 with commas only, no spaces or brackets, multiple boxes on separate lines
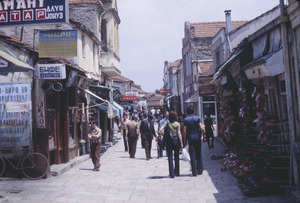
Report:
184,93,199,103
0,45,34,72
79,87,108,103
213,49,243,81
243,49,284,79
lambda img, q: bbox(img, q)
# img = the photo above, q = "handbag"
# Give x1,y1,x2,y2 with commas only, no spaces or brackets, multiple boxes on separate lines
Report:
163,122,176,144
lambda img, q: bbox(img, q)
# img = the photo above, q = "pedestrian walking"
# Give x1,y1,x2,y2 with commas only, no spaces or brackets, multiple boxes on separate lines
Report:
120,114,130,152
139,113,146,148
140,114,156,160
159,111,183,178
156,133,164,158
178,114,186,147
88,121,102,171
126,116,139,158
204,113,215,148
184,107,205,176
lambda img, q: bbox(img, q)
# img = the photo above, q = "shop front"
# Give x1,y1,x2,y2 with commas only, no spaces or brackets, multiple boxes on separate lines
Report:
36,64,87,165
213,26,295,193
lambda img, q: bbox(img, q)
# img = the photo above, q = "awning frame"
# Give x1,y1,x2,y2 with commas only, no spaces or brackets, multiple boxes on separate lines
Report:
0,45,34,72
184,93,199,103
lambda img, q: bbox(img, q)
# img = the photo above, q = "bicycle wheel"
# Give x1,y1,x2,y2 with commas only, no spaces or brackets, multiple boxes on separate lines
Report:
21,152,49,180
0,155,5,177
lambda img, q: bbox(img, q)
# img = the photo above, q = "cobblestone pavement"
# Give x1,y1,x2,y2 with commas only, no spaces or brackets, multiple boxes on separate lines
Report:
0,126,292,203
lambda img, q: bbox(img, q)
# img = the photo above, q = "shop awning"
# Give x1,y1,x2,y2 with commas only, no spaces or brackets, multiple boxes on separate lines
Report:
111,100,123,118
0,45,34,72
184,93,199,103
79,87,108,103
213,49,243,81
243,49,284,79
90,101,119,118
121,104,132,110
89,85,114,91
79,87,115,118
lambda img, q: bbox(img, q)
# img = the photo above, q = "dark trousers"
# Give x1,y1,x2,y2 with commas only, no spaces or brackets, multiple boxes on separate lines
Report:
166,142,180,178
90,142,101,169
128,133,137,158
123,129,128,151
142,134,152,159
157,145,163,157
188,138,203,176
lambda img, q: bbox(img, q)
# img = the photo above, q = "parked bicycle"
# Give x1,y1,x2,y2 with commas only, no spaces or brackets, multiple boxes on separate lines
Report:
0,146,49,180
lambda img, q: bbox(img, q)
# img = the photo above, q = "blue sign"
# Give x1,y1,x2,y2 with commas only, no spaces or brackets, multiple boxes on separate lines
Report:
39,30,77,58
0,0,69,26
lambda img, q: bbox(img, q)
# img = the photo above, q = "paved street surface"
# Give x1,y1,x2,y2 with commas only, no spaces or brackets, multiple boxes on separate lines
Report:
0,125,292,203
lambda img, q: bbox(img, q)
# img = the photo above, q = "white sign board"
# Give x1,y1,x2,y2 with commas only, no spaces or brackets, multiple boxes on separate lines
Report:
0,82,32,148
37,63,66,79
125,92,138,96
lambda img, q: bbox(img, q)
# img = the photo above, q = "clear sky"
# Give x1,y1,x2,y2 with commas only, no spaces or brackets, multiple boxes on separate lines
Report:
118,0,280,93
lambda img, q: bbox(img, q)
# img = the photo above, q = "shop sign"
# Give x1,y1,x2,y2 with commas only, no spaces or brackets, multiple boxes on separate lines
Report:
0,59,8,68
39,30,77,58
199,84,216,96
5,101,31,112
125,92,138,96
37,63,66,79
159,89,172,94
36,101,46,128
0,82,32,148
0,0,69,26
122,95,137,101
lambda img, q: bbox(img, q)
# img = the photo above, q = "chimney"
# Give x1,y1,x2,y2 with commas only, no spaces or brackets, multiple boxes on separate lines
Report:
224,10,232,33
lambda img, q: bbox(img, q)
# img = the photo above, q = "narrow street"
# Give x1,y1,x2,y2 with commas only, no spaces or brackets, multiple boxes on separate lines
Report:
0,124,291,203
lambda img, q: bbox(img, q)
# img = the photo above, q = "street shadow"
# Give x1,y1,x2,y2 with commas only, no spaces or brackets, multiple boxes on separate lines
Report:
147,175,170,179
79,168,95,171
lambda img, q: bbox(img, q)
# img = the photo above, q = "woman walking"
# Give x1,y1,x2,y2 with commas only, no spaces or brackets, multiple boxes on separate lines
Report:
184,107,205,176
159,111,183,178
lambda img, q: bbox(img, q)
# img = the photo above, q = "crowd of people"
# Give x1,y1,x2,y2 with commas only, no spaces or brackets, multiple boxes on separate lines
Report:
88,106,215,178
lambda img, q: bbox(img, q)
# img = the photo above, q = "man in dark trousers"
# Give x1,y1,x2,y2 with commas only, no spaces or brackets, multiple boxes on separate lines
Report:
140,114,156,160
126,116,139,158
88,121,102,171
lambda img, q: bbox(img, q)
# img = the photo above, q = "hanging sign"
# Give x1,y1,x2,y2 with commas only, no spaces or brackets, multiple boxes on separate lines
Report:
159,89,172,94
0,0,69,26
37,63,66,79
199,84,216,96
122,95,137,101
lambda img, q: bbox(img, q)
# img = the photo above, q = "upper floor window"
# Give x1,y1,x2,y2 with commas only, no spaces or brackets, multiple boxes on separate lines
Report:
185,51,191,77
82,34,86,58
101,19,108,52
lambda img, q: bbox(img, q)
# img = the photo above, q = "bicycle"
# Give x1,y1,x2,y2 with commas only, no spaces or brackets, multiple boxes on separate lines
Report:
0,146,49,180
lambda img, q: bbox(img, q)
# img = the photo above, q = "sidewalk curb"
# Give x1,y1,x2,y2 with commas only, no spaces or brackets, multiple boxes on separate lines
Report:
51,133,120,177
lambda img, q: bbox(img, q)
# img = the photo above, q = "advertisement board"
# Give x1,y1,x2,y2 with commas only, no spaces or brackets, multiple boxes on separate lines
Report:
159,89,172,94
39,30,77,58
0,82,32,148
0,0,69,26
199,84,216,96
37,63,66,79
122,96,137,101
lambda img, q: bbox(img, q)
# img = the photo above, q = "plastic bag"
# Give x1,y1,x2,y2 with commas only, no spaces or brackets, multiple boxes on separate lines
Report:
182,145,190,161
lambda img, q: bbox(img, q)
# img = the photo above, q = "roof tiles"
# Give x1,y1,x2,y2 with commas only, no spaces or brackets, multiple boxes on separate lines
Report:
191,21,247,38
